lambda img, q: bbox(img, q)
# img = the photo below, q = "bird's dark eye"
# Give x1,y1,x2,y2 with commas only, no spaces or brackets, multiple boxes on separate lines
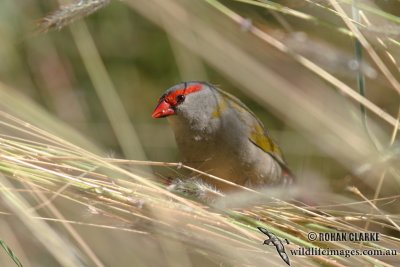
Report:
176,94,185,104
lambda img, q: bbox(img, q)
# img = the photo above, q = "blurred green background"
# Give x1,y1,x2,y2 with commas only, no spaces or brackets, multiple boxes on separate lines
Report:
1,1,297,166
1,0,400,192
2,0,400,189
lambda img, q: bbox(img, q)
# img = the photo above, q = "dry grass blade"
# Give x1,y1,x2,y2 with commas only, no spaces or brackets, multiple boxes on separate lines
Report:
206,0,399,131
348,186,400,232
39,0,111,31
0,174,87,266
329,0,400,95
0,108,398,265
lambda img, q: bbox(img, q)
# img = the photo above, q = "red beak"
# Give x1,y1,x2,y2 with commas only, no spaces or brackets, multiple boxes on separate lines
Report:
152,100,176,118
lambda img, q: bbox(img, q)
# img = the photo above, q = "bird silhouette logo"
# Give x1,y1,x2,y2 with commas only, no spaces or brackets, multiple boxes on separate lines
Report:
257,227,291,266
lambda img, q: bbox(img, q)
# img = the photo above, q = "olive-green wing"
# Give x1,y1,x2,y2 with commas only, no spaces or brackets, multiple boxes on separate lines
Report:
249,122,284,163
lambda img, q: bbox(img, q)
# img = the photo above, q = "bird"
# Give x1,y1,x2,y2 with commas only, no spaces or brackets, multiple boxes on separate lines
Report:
257,227,291,266
152,81,294,191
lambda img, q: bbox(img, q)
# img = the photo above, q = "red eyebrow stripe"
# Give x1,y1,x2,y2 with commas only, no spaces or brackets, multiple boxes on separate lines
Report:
184,84,203,94
164,84,203,105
